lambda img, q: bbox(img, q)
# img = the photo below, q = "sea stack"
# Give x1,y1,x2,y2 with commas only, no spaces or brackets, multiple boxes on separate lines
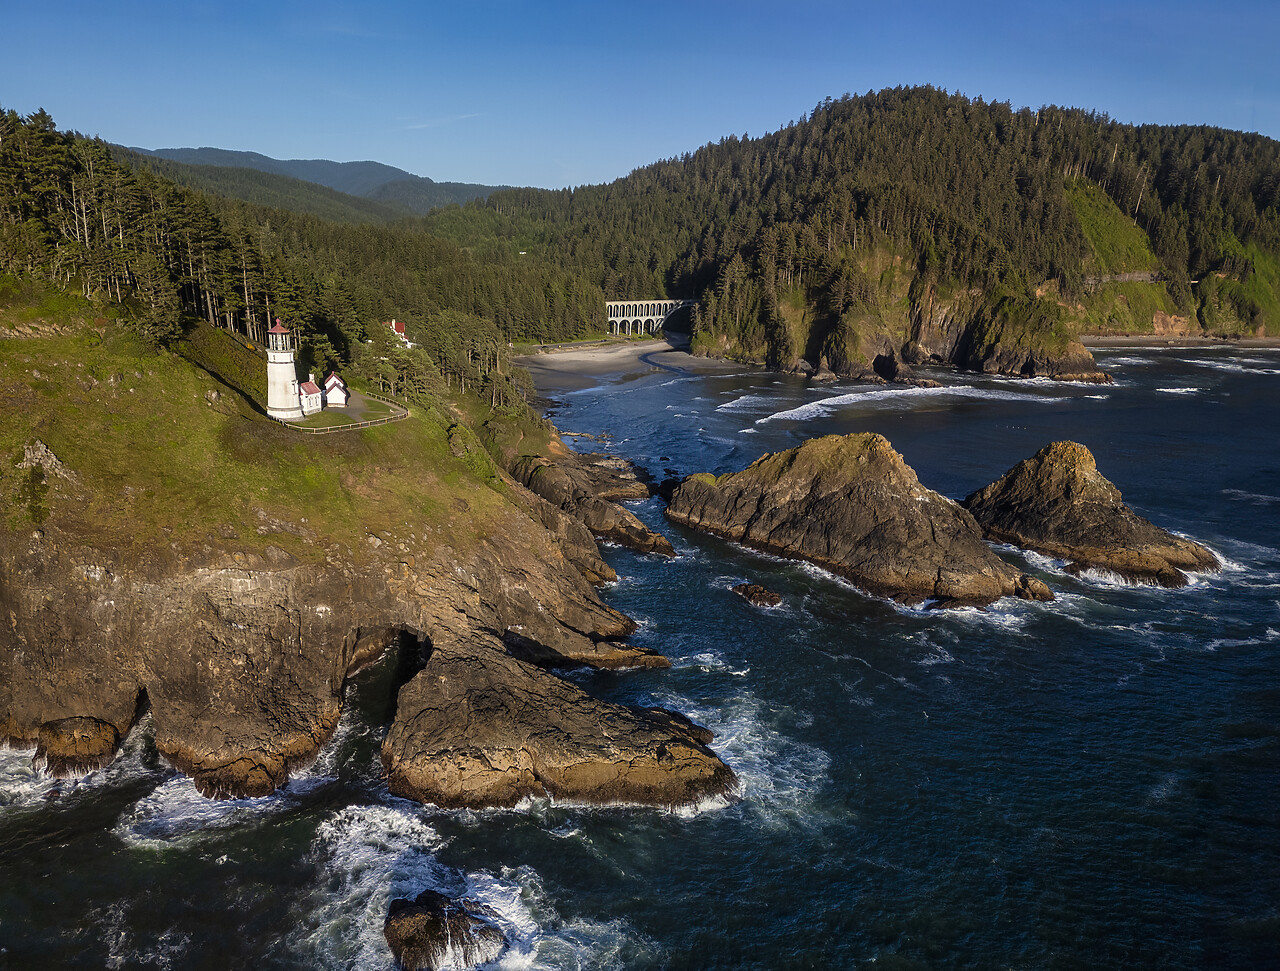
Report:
962,441,1220,587
666,432,1052,608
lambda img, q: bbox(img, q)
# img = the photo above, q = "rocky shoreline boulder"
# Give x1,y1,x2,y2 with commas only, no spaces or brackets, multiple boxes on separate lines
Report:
667,433,1053,608
384,888,507,971
963,441,1221,587
382,630,737,810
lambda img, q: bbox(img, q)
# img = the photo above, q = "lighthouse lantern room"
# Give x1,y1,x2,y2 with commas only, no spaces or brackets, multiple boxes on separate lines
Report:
266,319,305,420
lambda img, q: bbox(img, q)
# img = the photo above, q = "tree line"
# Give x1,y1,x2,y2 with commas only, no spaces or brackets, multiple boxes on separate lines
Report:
0,106,605,409
423,86,1280,363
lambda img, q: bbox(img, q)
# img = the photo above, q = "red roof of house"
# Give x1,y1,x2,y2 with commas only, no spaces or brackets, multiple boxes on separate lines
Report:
384,320,406,335
324,372,346,389
300,381,321,395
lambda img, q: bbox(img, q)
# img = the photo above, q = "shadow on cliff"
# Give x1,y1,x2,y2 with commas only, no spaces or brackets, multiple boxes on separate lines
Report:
344,627,435,734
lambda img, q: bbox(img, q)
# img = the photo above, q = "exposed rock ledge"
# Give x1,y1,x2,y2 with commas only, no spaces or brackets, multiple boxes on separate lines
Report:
0,479,688,799
509,437,676,557
963,441,1220,586
667,433,1053,608
382,629,737,810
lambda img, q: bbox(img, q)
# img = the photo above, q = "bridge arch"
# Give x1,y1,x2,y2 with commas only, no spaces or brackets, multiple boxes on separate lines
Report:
605,298,697,336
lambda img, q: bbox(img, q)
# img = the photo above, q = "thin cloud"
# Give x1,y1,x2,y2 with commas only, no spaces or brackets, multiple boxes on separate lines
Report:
406,114,484,130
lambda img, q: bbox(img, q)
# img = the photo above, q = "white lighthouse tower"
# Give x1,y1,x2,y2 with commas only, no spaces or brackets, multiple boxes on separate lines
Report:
265,319,304,420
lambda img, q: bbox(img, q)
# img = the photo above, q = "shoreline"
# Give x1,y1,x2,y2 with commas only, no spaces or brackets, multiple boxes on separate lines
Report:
513,332,1280,400
1081,334,1280,348
514,337,743,394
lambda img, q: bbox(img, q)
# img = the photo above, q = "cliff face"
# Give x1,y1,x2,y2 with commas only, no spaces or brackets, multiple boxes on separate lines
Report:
697,266,1112,384
906,288,1109,382
0,486,647,797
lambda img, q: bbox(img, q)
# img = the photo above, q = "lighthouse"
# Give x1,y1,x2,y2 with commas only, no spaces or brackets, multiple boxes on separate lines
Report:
265,319,304,420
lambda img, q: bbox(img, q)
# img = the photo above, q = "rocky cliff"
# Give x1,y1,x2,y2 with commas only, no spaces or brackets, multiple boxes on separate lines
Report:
0,329,728,806
666,433,1052,608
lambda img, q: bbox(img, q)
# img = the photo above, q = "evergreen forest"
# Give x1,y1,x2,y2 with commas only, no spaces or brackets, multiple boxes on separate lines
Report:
4,87,1280,396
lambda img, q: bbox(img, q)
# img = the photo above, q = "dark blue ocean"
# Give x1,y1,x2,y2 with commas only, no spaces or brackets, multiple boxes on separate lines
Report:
2,346,1278,969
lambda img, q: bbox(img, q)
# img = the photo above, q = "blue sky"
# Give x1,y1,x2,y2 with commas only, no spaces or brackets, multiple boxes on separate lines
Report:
4,1,1278,189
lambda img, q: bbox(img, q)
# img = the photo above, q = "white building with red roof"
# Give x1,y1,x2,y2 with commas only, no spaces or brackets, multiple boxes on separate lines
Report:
299,375,323,416
324,372,349,407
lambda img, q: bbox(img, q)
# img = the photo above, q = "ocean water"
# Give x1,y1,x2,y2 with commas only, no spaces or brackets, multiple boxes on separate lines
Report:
2,346,1278,969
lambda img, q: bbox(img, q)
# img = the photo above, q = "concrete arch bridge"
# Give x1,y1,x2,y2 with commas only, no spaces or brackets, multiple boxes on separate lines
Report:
606,299,695,336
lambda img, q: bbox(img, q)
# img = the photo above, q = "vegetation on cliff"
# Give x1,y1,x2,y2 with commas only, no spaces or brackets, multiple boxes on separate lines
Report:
0,305,731,804
422,87,1280,375
8,90,1279,393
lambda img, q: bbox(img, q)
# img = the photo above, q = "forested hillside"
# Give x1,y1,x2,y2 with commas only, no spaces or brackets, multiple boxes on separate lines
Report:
135,148,504,214
425,87,1280,377
0,107,604,412
6,88,1280,395
114,148,409,225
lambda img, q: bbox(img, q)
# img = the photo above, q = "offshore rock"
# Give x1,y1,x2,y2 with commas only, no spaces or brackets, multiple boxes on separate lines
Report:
667,433,1053,608
384,889,507,971
963,441,1221,586
382,630,736,810
732,583,782,607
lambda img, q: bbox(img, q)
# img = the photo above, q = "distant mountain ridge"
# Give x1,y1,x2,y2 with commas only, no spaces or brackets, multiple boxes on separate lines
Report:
130,147,508,214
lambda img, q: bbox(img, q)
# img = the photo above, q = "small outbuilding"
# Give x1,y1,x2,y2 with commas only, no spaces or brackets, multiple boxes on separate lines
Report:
299,376,323,416
324,372,349,407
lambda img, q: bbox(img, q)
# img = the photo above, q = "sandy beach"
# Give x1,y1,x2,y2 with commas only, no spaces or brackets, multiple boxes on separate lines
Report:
514,337,743,394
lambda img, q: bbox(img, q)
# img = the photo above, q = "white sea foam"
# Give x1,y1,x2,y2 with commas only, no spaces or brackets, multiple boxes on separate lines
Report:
1099,356,1157,368
113,773,326,846
753,383,1071,423
715,393,774,413
680,651,751,677
1223,488,1280,505
99,901,192,970
1155,386,1204,394
915,644,957,667
646,689,830,829
1205,633,1278,651
290,805,651,970
1180,358,1280,375
0,746,59,808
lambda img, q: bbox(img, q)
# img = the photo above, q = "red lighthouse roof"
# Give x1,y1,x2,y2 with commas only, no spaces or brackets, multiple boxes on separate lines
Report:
268,319,290,334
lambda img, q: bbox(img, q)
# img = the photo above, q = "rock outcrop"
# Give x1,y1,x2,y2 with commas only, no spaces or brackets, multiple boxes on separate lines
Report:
0,486,668,796
384,889,507,971
962,441,1221,586
511,449,676,557
381,630,737,810
667,433,1054,608
732,583,781,607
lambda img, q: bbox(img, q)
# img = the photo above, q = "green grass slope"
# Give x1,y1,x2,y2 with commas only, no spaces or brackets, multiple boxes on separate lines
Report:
1063,179,1184,335
0,316,515,563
